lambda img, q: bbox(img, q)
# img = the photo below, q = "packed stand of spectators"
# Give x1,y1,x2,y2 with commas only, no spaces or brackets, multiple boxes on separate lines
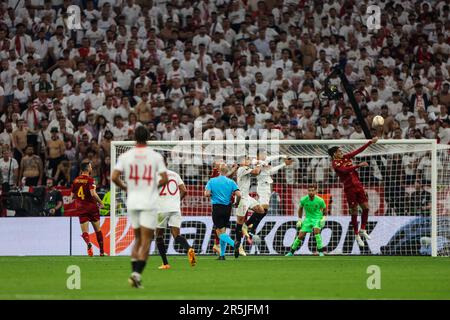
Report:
0,0,449,199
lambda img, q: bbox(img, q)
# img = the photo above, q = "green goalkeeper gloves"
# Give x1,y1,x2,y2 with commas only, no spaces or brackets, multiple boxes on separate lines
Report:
320,216,326,228
296,219,303,230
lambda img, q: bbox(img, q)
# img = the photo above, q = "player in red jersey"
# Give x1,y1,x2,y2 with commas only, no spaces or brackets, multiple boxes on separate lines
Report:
328,137,378,247
71,162,105,256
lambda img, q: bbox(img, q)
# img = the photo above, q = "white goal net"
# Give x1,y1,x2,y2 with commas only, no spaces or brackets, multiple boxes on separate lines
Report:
110,140,450,257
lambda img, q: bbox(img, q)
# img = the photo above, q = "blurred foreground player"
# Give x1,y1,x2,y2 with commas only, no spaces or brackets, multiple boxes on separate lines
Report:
112,126,168,288
328,137,378,247
71,162,105,256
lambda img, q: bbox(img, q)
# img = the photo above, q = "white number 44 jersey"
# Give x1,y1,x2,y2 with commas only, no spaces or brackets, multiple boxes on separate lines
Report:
114,146,167,210
158,169,184,213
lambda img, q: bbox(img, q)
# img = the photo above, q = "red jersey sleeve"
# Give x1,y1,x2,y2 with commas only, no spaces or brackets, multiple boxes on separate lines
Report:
88,177,96,190
344,141,372,159
332,159,359,173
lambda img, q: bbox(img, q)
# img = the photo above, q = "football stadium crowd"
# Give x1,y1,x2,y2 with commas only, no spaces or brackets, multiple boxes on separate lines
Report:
0,0,450,194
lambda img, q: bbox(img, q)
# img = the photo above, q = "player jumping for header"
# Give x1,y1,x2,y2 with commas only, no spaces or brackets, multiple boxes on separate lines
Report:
286,185,327,256
244,150,292,239
235,156,265,255
327,137,378,247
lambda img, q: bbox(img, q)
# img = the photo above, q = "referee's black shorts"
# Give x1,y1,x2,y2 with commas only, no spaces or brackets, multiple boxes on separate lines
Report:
212,204,232,229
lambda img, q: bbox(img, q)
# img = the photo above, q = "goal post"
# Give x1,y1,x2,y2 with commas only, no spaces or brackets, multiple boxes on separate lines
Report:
110,139,450,257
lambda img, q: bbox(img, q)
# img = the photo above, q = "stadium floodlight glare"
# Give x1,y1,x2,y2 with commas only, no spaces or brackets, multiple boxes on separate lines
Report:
111,139,450,257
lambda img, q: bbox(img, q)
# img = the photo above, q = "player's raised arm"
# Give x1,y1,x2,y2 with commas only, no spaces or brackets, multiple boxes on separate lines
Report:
226,163,239,178
345,137,378,159
269,157,293,174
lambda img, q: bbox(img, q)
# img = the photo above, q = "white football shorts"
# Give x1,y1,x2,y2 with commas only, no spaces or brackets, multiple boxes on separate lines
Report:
236,196,259,217
128,209,158,230
257,190,271,206
157,211,182,229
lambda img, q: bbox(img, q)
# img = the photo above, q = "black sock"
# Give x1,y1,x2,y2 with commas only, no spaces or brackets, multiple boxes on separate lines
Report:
131,260,137,272
245,214,258,230
175,235,191,251
156,237,169,265
135,260,147,274
250,211,267,233
235,223,243,244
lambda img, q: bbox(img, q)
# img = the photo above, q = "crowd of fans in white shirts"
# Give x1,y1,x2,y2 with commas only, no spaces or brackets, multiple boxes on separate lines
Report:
0,0,449,191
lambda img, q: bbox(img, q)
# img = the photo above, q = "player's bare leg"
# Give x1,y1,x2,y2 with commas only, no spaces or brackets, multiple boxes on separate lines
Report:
313,228,324,256
155,228,170,269
286,231,307,256
359,202,371,241
350,207,364,247
129,227,143,288
170,227,196,266
212,228,220,255
91,220,105,256
80,222,93,257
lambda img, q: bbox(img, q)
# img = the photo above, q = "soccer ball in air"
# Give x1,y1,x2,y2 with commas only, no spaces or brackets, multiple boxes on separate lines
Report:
372,115,385,127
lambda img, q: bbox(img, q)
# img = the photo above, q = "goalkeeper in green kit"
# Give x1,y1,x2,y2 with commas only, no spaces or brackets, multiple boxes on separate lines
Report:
286,185,327,257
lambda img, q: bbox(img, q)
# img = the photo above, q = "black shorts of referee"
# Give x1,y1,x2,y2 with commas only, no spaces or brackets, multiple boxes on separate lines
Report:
212,204,232,229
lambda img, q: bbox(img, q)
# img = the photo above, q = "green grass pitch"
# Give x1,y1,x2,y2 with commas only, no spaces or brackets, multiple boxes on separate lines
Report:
0,256,449,300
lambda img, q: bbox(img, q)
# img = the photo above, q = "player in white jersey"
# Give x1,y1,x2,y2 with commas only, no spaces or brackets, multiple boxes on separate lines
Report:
244,150,292,236
112,126,168,289
155,165,196,269
235,157,265,255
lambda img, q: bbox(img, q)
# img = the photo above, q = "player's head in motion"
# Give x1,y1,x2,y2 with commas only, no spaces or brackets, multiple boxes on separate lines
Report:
134,125,149,146
328,146,343,159
239,156,251,167
257,149,267,161
80,161,92,176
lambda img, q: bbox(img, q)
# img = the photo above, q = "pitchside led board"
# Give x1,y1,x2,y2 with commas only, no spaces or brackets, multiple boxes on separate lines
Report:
0,215,442,256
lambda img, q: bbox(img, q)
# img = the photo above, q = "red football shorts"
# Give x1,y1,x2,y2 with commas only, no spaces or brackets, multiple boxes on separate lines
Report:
76,201,100,224
345,187,368,208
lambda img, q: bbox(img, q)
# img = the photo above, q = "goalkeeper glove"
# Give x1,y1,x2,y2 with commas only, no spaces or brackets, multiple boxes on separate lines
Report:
320,216,326,228
296,219,303,230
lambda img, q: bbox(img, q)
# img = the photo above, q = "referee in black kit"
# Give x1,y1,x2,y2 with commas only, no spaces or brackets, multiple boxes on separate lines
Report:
204,164,242,260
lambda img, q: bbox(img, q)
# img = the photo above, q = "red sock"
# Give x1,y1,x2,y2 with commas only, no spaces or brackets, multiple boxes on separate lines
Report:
96,231,104,254
214,230,220,245
81,232,90,245
361,209,369,230
351,215,359,234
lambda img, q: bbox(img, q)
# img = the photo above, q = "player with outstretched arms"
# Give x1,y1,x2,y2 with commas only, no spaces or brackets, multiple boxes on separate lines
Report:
235,157,265,255
111,126,168,288
155,162,196,269
71,162,105,257
286,185,327,256
328,137,378,247
244,150,292,237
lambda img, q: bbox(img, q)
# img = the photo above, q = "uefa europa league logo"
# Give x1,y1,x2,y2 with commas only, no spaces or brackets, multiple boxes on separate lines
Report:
366,5,381,31
67,5,83,30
